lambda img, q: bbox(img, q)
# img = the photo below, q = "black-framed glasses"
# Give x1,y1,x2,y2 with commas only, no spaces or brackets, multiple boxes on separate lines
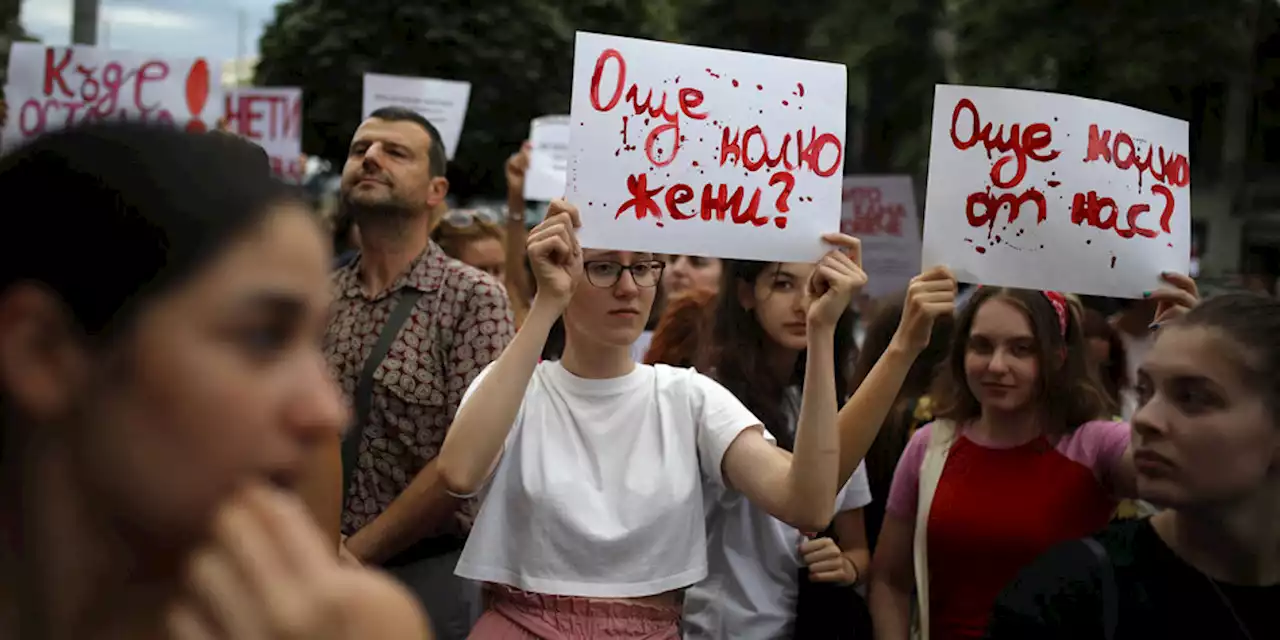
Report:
442,208,502,228
583,260,665,288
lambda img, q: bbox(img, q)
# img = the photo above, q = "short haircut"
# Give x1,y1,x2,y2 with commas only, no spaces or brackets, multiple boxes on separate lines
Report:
368,107,448,179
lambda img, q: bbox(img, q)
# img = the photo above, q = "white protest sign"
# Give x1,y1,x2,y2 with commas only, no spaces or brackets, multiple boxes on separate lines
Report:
922,85,1191,298
2,43,220,150
223,87,303,182
842,175,921,298
361,73,470,159
567,32,847,262
524,115,570,201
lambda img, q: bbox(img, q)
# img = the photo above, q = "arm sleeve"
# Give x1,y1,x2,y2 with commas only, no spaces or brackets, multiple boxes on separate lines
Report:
1057,420,1131,494
883,423,933,521
836,461,873,512
689,371,770,491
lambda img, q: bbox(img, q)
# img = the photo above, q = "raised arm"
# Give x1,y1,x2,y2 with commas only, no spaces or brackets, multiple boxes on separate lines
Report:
503,143,533,327
722,233,863,531
836,267,957,484
437,200,582,496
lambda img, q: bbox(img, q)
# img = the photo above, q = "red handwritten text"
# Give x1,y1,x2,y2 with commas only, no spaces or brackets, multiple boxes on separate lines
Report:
950,98,1060,189
615,172,796,229
1070,184,1175,239
719,125,842,177
966,188,1048,239
843,187,906,236
223,94,301,141
590,48,708,167
17,48,177,137
1083,124,1190,190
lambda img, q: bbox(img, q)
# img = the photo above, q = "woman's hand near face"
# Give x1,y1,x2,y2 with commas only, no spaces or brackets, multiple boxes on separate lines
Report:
806,233,866,331
168,485,431,640
526,199,582,314
891,266,958,355
1147,271,1199,325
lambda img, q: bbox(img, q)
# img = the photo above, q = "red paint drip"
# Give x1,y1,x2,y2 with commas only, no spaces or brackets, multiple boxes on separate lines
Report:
975,246,987,254
184,59,211,132
1110,256,1117,268
732,79,739,87
796,82,805,97
1047,180,1061,187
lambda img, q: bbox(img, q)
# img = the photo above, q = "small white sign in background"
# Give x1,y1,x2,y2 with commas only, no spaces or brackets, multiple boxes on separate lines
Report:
525,115,570,201
567,32,847,263
362,72,470,159
922,84,1190,298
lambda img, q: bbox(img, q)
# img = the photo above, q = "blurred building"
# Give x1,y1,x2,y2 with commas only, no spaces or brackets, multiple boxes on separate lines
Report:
221,55,258,88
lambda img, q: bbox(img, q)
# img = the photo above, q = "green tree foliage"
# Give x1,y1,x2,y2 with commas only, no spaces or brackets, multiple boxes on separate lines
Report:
258,0,1266,197
944,0,1262,176
256,0,672,200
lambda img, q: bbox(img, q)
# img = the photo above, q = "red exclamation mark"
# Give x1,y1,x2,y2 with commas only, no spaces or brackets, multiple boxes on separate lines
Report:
185,59,210,133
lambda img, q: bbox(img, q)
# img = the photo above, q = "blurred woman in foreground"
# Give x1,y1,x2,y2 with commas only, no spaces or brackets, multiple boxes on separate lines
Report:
0,123,427,639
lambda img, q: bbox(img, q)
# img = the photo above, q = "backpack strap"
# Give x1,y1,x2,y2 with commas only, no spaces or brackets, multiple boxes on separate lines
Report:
340,290,425,510
912,419,956,640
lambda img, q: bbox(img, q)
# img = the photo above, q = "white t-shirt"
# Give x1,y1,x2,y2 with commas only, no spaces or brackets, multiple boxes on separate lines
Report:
630,329,655,362
453,361,766,598
683,387,874,640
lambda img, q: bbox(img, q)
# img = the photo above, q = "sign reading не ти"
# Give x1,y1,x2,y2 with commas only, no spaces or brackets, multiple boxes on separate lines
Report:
567,32,848,263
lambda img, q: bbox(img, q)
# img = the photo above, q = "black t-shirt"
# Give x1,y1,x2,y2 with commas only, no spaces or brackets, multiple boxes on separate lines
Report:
986,518,1278,640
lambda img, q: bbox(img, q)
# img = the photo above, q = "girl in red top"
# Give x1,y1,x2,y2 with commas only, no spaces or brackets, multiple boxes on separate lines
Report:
868,277,1197,640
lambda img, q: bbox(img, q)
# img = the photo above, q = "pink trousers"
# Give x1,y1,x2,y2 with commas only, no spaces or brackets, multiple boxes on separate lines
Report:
467,585,681,640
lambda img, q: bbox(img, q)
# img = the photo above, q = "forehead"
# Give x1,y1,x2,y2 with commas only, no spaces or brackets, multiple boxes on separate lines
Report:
970,297,1033,338
176,204,331,309
461,236,504,259
583,250,655,262
350,118,433,153
770,262,812,279
1143,326,1246,384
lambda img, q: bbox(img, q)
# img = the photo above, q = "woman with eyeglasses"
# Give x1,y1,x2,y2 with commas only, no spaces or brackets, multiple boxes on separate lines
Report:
435,201,864,639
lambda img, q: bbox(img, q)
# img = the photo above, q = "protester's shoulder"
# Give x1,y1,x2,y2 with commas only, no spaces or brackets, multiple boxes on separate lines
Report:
906,420,946,449
1011,519,1145,595
998,534,1105,610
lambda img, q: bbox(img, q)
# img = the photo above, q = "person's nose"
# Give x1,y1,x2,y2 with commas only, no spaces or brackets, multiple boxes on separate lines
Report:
613,268,641,300
794,289,810,318
1131,389,1170,442
988,348,1012,374
360,144,388,173
285,353,349,444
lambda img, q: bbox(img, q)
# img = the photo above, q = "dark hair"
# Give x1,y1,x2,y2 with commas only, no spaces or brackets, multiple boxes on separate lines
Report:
1080,307,1127,416
0,122,300,339
207,129,272,176
930,287,1109,436
702,260,856,451
368,107,448,179
1177,293,1280,419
